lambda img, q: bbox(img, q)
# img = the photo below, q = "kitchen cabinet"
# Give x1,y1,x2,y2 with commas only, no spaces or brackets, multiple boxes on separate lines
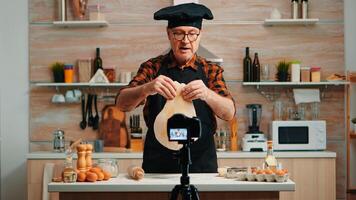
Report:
346,72,356,190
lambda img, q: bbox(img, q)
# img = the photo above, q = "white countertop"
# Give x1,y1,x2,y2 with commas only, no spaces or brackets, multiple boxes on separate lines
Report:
48,173,295,192
28,151,336,160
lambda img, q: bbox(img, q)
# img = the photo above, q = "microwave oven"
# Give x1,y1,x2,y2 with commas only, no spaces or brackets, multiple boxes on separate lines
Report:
271,120,326,151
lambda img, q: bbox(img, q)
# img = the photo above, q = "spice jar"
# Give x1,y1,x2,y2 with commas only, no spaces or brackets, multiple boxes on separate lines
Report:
301,66,311,82
311,66,321,82
104,67,116,83
64,64,74,83
62,148,77,183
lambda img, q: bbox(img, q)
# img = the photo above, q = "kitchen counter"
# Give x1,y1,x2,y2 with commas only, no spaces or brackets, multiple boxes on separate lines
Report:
48,173,295,192
49,173,295,200
28,151,335,200
28,151,336,160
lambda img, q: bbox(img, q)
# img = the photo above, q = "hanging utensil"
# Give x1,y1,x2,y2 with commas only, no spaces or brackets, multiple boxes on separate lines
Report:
79,94,87,129
93,95,99,130
88,94,94,127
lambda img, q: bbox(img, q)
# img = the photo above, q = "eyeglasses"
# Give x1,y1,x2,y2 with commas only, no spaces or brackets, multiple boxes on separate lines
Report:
171,31,200,42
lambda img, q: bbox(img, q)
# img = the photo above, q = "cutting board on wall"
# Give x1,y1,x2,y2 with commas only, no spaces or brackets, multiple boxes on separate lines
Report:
99,105,130,151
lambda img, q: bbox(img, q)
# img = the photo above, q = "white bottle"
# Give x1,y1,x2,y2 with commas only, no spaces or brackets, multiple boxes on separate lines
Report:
302,0,308,19
59,0,66,21
291,61,301,82
291,0,299,19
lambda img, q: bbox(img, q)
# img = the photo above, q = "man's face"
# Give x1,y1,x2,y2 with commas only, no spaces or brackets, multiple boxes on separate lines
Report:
167,26,201,65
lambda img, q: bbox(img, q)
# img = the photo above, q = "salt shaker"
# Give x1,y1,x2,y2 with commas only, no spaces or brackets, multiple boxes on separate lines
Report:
53,129,65,153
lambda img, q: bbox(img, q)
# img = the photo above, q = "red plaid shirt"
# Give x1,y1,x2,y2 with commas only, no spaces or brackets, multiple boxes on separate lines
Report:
123,51,234,125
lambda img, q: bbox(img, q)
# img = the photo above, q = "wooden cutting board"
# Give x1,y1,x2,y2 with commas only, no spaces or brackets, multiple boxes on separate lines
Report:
154,81,196,150
99,105,130,149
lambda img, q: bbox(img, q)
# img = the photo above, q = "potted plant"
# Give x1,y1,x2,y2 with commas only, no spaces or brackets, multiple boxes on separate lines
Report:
51,62,65,83
352,118,356,132
276,60,290,82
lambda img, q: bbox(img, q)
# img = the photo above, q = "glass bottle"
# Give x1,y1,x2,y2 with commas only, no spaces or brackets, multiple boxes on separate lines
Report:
93,47,103,75
265,141,277,170
62,148,77,183
243,47,253,82
253,53,261,82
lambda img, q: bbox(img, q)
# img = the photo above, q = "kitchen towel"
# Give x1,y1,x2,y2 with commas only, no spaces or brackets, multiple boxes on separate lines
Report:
293,89,320,104
89,69,109,83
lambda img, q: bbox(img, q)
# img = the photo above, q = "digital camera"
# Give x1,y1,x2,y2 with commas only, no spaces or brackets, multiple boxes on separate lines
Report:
167,114,201,143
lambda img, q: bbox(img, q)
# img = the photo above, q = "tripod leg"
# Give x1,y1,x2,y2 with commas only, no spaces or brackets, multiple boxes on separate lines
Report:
190,185,200,200
170,185,181,200
182,187,192,200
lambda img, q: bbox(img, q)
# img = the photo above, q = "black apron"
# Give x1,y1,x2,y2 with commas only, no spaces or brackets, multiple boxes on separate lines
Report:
142,57,217,173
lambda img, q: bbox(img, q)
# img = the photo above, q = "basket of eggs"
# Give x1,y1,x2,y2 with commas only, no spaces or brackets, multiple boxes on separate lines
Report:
248,168,289,182
218,166,289,182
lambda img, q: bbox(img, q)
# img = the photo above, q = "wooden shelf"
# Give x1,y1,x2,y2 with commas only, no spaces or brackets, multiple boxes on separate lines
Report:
264,18,319,26
53,20,108,28
32,82,127,87
350,132,356,139
242,81,349,86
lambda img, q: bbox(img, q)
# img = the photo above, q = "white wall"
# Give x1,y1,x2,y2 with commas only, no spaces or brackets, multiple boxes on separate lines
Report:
345,0,356,188
345,0,356,71
0,1,29,200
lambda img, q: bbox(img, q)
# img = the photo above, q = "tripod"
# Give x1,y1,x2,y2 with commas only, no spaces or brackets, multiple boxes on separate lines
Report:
170,142,200,200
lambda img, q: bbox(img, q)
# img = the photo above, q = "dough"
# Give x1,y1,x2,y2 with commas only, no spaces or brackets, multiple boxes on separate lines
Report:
153,81,196,150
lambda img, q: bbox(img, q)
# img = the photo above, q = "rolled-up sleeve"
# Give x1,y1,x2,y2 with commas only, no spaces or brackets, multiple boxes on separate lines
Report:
116,59,158,106
207,64,233,99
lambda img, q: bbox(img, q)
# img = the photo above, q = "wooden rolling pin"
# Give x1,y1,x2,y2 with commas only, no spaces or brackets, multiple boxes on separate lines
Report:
127,165,144,180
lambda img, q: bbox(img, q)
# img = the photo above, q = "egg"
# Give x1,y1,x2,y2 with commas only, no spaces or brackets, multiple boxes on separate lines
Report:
86,172,98,182
90,167,102,174
97,172,104,181
275,170,286,176
77,172,86,182
103,170,112,180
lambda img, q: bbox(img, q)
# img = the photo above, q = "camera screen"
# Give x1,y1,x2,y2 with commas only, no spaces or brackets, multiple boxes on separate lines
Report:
169,128,188,140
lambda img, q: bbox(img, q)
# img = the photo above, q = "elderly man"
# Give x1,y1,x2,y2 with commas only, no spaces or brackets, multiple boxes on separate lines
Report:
116,3,235,173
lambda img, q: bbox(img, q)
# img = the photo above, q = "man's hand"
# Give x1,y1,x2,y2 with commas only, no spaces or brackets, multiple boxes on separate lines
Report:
181,80,211,101
144,75,177,100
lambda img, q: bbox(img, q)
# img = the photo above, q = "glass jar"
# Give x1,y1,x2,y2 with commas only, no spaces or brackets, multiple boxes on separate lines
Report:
64,64,74,83
104,67,116,83
311,66,321,82
300,66,310,82
273,101,283,120
97,159,119,177
291,61,301,82
62,148,77,183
